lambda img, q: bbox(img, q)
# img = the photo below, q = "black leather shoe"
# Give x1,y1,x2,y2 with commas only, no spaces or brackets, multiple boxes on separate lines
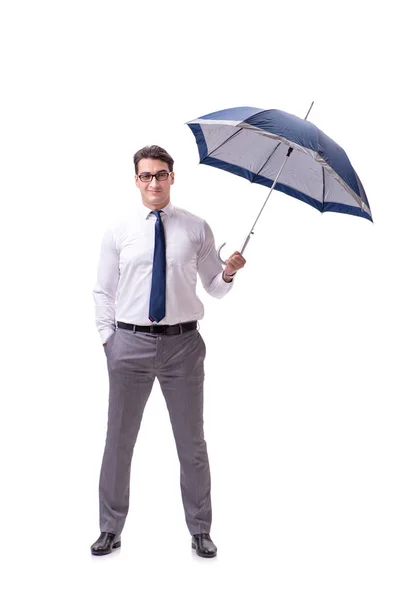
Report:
91,532,121,556
191,533,217,558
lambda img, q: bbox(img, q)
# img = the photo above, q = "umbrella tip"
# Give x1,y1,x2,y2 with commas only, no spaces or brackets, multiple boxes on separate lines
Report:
304,102,314,121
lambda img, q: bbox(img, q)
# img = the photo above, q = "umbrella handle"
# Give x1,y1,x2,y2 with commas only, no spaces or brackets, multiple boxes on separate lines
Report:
217,242,228,265
217,232,253,265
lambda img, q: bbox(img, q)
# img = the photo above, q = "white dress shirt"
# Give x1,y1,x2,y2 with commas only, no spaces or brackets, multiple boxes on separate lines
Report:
93,201,234,343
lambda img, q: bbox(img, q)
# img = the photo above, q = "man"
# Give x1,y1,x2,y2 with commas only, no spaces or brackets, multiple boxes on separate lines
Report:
91,145,246,558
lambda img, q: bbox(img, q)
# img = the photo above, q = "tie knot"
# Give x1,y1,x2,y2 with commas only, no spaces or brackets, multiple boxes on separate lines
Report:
151,210,163,219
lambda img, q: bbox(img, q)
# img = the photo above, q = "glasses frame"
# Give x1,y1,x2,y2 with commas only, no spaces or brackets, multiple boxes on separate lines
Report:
137,171,172,182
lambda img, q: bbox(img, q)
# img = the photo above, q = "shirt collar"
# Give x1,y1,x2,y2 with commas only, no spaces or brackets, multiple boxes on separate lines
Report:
137,201,174,220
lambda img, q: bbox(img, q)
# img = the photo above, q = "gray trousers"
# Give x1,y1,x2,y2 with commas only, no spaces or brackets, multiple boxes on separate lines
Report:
98,327,211,536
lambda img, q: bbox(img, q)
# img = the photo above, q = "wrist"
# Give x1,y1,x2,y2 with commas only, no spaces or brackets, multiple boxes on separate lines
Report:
223,270,237,282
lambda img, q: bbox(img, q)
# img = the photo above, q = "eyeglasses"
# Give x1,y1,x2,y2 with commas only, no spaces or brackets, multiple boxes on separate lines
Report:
138,171,172,182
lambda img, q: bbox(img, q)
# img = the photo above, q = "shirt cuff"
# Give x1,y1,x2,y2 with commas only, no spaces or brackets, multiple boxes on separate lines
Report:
100,329,116,344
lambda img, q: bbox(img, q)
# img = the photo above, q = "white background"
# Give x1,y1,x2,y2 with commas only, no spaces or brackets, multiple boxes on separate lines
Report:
1,1,399,598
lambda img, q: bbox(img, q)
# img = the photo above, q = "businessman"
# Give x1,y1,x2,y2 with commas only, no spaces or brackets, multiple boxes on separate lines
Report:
91,145,246,557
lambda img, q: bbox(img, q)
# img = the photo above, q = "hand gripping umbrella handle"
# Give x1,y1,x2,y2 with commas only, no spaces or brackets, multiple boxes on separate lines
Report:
217,233,253,265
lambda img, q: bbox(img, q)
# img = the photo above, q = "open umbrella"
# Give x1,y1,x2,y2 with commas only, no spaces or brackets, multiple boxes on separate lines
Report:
186,103,372,262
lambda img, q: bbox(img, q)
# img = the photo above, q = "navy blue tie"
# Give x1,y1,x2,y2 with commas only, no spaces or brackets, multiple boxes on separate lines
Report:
148,210,166,323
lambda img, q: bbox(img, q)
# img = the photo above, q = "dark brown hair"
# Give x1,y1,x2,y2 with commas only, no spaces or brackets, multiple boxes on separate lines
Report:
133,145,174,174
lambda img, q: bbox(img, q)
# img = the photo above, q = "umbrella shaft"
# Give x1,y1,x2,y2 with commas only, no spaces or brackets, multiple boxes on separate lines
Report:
240,233,253,254
242,103,314,254
242,150,292,253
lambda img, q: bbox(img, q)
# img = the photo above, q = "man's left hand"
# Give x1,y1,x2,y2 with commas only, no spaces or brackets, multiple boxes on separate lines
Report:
224,251,246,276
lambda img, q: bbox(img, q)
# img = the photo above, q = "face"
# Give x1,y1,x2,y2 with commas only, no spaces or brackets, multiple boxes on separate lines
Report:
135,158,175,209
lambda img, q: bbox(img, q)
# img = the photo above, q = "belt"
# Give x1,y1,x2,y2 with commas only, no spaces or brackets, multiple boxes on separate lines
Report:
117,320,197,335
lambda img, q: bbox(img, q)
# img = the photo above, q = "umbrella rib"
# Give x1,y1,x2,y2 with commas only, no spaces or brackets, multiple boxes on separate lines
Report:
209,124,295,194
255,142,282,177
209,126,282,183
322,165,325,212
207,128,244,157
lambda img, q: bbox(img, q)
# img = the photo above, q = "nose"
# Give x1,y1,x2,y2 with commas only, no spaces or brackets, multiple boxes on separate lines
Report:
149,176,161,189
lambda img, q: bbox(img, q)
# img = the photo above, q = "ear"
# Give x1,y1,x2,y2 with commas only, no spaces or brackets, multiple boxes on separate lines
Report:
170,172,175,185
135,175,139,188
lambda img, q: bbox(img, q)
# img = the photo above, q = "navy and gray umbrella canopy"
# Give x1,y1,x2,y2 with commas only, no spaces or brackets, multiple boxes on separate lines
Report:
186,106,372,223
